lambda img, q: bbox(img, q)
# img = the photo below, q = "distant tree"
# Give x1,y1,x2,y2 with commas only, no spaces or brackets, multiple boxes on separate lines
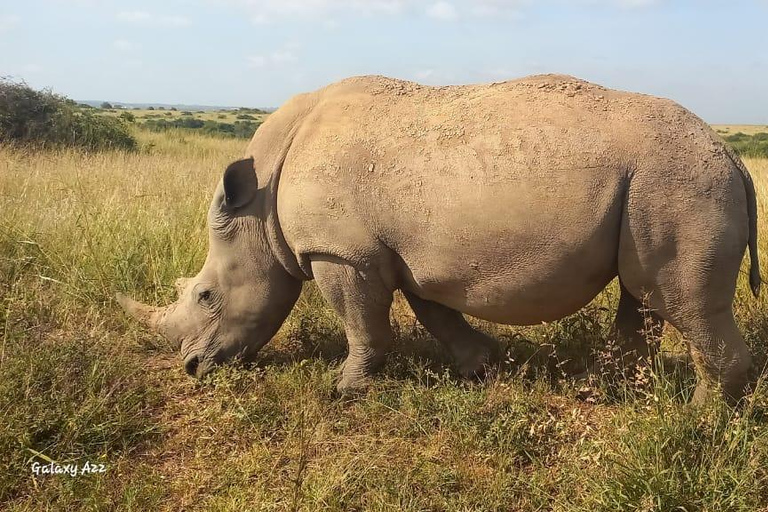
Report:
157,106,165,110
170,107,178,111
100,102,113,109
147,106,155,110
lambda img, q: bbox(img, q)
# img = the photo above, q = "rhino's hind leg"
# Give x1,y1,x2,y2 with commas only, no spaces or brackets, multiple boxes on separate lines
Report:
682,311,752,403
618,171,752,403
613,281,664,363
403,291,499,378
311,260,394,394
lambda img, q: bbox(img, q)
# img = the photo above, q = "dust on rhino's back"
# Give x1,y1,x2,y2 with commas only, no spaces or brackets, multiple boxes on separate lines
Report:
273,75,721,324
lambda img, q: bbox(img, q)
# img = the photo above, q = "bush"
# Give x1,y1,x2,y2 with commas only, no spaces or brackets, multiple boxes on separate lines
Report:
100,101,113,109
238,106,267,115
0,79,137,151
141,117,261,138
724,132,768,159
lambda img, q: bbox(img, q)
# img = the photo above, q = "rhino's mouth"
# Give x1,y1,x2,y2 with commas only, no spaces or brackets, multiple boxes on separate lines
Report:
183,353,218,378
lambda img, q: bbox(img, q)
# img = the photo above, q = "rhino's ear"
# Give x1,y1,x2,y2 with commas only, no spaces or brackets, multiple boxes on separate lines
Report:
223,158,258,209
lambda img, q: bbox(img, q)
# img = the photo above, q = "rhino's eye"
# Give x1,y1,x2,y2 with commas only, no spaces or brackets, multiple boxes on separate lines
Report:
192,284,219,311
197,289,213,305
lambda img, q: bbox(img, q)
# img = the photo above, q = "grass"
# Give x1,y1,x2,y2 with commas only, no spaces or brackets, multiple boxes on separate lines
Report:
713,125,768,136
2,128,768,510
97,107,269,123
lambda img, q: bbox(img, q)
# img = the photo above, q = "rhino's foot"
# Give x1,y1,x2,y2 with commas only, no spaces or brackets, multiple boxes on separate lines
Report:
455,342,496,380
335,372,373,397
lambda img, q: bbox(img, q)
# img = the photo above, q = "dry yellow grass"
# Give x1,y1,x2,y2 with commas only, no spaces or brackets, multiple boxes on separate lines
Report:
712,124,768,136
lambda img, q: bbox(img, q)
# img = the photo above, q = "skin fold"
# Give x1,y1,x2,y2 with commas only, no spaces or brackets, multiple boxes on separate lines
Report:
119,74,760,402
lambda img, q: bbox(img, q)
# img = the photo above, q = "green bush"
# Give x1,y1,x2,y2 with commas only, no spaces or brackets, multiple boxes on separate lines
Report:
724,132,768,158
0,79,137,151
141,117,261,139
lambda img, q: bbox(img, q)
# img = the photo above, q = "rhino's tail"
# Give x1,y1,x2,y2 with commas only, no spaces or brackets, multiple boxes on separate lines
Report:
726,144,761,297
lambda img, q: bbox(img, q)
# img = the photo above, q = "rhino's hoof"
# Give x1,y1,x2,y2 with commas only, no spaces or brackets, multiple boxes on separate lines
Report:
457,345,496,380
335,374,372,398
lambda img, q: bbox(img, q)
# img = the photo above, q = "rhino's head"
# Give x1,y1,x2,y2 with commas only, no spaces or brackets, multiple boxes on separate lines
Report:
118,158,303,378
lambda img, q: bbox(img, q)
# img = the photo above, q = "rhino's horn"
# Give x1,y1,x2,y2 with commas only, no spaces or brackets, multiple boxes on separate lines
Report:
116,293,166,332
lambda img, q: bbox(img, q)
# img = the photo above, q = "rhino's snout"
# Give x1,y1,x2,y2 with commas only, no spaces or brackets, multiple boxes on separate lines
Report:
184,354,200,377
183,353,217,379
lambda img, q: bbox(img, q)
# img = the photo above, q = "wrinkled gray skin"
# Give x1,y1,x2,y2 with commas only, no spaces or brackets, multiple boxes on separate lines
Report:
119,74,761,402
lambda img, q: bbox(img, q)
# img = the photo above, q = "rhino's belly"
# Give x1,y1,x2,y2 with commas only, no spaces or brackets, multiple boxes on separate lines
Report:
404,238,618,325
397,189,623,325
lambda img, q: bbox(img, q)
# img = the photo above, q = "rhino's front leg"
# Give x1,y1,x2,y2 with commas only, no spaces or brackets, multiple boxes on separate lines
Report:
311,259,393,394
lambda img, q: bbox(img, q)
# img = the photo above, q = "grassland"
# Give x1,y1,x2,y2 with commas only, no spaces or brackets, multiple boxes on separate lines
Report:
713,125,768,136
2,126,768,511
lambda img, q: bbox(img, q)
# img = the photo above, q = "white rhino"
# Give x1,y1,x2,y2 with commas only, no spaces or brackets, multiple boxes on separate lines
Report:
118,74,760,402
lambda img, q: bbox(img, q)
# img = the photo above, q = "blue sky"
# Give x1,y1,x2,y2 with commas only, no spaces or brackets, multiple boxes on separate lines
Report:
1,0,767,123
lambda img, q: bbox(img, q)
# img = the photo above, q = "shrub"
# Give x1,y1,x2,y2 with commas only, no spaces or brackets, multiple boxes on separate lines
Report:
724,132,768,159
238,106,267,115
0,79,137,151
141,117,261,138
100,101,113,109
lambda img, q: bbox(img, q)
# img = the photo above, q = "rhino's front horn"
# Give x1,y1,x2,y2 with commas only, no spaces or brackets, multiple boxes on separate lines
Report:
116,293,167,332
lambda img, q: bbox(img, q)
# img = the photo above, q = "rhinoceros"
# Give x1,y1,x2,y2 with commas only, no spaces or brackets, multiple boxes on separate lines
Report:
118,74,760,402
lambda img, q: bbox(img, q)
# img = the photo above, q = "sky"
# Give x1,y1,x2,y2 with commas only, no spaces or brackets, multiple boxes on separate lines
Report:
1,0,767,123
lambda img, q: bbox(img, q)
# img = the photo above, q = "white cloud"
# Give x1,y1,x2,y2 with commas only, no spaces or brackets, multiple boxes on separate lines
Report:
322,18,341,30
271,49,298,64
217,0,405,24
469,0,528,17
248,55,267,67
117,11,191,27
163,15,192,27
117,10,151,23
113,39,138,52
579,0,661,7
426,1,458,20
214,0,658,25
612,0,659,6
248,42,301,68
0,14,21,32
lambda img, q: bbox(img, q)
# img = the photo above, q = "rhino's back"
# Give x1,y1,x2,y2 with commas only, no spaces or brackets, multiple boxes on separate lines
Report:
273,75,722,324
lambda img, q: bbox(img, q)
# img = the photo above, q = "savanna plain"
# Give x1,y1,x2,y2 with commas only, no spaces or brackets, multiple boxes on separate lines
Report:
3,123,768,511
